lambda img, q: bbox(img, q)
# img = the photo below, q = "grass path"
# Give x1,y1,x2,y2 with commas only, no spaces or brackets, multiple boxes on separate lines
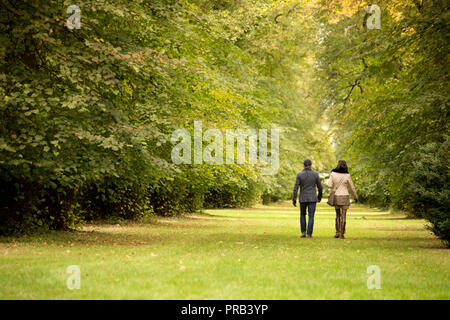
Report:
0,201,448,299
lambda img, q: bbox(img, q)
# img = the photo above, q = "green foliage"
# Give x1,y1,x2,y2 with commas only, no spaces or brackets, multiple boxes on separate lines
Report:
315,0,449,242
407,137,450,245
0,0,335,234
4,0,445,243
148,169,210,216
204,167,262,208
80,178,150,221
0,0,162,234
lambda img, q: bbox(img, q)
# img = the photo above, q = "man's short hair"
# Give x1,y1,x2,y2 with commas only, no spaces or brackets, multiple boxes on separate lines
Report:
304,159,312,167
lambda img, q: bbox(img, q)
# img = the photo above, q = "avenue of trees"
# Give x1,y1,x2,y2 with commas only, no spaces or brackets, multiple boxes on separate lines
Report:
0,0,448,243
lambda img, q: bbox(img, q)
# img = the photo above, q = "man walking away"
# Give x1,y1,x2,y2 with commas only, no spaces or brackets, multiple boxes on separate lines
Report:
292,159,323,238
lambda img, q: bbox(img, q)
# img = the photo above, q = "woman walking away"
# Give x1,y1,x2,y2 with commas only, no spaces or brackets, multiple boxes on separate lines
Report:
327,160,358,239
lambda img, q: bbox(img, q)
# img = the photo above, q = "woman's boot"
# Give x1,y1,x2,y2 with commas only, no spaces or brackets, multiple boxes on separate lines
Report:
335,208,341,238
339,209,347,239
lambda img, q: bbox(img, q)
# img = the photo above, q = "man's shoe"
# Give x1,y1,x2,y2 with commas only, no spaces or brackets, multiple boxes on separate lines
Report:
307,234,312,238
300,233,306,238
339,234,345,239
334,233,340,238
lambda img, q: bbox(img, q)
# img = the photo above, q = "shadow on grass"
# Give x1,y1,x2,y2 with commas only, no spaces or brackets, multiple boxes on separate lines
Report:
0,227,445,251
0,229,167,246
197,212,410,221
206,232,447,250
350,215,411,221
0,217,222,247
0,207,436,250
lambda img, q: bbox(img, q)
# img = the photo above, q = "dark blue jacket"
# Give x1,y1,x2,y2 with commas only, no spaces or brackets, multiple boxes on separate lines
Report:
292,168,323,203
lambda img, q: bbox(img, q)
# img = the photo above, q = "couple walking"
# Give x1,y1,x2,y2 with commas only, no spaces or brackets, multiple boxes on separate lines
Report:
292,159,358,239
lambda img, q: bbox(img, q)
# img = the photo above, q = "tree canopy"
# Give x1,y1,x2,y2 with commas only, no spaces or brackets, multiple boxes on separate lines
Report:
0,0,448,243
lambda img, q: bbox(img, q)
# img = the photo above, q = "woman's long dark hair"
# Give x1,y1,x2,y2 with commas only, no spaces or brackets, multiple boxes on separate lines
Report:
332,160,349,174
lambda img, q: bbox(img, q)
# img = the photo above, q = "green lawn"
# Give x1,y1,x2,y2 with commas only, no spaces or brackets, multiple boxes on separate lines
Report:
0,201,448,299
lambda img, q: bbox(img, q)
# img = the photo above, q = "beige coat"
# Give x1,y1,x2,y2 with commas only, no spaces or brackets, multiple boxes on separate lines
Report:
327,172,358,199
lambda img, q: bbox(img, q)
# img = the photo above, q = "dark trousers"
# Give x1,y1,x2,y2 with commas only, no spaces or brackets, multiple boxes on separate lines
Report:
300,202,316,235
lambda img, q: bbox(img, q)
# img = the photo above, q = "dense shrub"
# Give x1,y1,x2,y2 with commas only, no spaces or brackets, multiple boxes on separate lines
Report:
81,179,151,221
0,174,82,235
407,138,450,245
147,170,208,216
204,171,261,208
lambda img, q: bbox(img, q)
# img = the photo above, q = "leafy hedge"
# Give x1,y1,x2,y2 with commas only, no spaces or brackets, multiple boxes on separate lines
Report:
1,0,333,235
407,137,450,245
